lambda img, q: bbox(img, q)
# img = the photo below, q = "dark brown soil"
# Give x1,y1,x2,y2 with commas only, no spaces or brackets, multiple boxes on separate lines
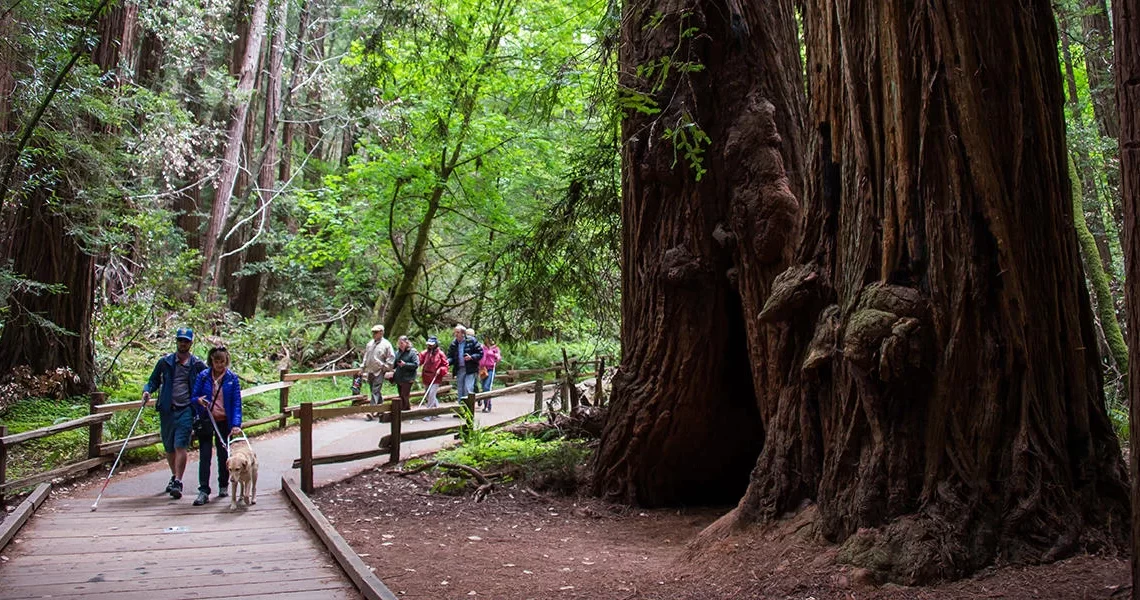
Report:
313,462,1130,600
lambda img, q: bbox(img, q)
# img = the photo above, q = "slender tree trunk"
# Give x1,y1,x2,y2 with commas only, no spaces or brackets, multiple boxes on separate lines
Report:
1070,155,1129,382
1110,1,1140,597
302,11,326,186
1083,0,1125,230
279,0,312,182
1061,12,1115,272
383,188,444,335
0,12,17,135
233,0,288,318
198,0,269,290
705,1,1129,584
591,0,804,506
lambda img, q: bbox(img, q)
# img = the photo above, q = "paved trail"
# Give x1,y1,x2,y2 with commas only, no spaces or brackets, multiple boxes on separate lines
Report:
0,389,540,599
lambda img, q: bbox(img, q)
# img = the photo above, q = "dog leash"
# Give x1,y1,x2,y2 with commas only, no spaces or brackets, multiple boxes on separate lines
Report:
206,415,230,452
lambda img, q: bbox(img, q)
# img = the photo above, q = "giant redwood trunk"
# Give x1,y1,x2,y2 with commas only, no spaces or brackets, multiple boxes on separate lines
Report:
0,188,95,394
1111,0,1140,595
704,1,1130,583
591,0,804,506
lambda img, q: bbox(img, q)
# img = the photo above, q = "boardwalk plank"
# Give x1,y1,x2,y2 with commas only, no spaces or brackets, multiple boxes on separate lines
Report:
18,527,308,554
0,576,354,600
1,561,340,586
1,566,346,598
0,539,323,567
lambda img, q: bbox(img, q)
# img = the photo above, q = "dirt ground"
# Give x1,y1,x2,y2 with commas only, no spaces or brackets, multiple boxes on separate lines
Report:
314,464,1131,600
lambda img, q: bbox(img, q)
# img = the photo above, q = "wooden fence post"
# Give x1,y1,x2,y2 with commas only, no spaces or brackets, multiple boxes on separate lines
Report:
389,399,402,464
533,378,543,412
300,402,313,494
88,392,106,459
0,424,7,506
278,368,290,429
595,357,605,406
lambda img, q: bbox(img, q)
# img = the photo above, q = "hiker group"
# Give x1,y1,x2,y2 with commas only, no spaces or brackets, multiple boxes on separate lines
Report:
140,323,503,505
359,324,502,421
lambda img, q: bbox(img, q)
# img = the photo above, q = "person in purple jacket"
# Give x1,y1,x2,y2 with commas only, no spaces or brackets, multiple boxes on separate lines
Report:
190,346,243,506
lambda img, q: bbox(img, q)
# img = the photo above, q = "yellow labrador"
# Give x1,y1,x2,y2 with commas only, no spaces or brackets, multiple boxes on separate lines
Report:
225,427,258,509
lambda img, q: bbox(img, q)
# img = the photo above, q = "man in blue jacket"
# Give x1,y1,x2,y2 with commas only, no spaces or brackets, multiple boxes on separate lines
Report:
447,325,483,404
142,328,207,499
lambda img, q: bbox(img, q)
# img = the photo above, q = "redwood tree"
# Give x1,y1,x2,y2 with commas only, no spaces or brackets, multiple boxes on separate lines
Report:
1111,0,1140,596
592,0,805,506
700,1,1129,582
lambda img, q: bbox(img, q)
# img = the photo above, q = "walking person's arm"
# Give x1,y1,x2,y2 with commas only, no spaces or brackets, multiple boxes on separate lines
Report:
142,359,163,405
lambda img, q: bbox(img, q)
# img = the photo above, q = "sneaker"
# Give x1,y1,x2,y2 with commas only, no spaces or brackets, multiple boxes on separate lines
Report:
217,489,228,499
193,491,210,506
365,413,374,421
164,476,176,494
169,479,183,499
423,416,433,422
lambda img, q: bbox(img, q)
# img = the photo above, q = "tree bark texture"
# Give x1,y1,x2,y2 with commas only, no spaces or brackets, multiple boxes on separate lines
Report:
92,1,138,86
0,188,96,393
1084,0,1119,140
591,0,805,506
711,1,1129,583
198,0,269,289
233,0,288,318
0,12,16,135
1110,1,1140,597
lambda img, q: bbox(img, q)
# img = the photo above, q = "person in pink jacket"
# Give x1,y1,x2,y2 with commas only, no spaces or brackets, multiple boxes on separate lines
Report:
418,336,449,420
478,336,502,412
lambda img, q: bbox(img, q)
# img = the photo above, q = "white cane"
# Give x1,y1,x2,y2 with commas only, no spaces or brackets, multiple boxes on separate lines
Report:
417,371,441,409
91,401,147,511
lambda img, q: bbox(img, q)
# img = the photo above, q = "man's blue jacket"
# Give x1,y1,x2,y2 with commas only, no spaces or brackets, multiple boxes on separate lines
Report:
143,353,207,413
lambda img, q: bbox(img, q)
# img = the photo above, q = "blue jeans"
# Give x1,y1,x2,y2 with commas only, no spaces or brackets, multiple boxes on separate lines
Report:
456,369,477,400
480,369,495,393
197,420,231,495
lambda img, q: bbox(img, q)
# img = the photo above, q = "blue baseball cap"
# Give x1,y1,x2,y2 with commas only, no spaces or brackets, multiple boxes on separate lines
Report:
426,336,438,345
175,327,194,341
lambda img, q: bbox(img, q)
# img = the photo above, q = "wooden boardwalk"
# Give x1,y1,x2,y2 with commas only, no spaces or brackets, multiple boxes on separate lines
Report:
0,491,360,600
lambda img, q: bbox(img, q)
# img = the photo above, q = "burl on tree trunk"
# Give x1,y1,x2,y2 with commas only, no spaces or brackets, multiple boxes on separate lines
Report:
705,1,1129,583
592,0,805,506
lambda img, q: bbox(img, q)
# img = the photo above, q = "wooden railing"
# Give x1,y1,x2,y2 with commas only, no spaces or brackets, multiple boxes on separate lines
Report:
0,366,323,503
0,354,613,502
292,378,551,493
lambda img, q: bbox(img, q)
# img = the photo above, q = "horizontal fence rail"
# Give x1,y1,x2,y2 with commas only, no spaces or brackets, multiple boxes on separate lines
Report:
0,356,610,502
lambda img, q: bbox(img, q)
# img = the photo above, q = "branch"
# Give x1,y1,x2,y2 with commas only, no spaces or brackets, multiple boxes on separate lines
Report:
388,179,408,269
0,0,114,205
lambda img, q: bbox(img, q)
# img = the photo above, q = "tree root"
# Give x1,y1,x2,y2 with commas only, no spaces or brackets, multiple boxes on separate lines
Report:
388,461,496,501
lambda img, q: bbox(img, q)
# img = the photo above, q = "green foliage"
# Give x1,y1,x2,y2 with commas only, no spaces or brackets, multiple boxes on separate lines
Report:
434,429,591,493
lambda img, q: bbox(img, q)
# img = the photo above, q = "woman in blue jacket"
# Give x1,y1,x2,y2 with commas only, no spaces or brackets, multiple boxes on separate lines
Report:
190,346,243,506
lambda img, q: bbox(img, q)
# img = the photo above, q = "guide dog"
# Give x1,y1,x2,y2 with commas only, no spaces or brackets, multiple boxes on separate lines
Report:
226,427,258,509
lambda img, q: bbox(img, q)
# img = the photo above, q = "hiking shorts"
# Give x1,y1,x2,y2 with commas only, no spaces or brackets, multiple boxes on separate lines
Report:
160,406,194,452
